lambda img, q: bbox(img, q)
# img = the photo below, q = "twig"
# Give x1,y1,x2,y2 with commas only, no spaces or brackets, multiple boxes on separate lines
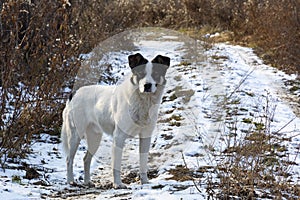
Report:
210,69,254,119
181,151,202,193
273,117,297,134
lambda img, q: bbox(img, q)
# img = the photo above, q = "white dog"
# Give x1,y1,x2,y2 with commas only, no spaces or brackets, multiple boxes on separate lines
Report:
61,53,170,188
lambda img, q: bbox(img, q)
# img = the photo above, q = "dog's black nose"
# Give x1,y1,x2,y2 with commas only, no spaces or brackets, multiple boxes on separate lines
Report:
144,83,152,92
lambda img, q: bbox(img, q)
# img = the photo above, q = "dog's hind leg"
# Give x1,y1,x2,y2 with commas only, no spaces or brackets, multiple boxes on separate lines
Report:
139,137,151,184
66,131,80,184
84,124,102,187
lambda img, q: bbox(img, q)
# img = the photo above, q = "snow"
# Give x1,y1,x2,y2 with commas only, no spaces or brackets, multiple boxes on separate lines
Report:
1,27,299,199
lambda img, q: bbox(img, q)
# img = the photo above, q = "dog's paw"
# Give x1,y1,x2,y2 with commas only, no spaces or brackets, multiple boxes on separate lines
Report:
140,173,149,184
69,181,80,187
113,183,127,189
84,181,96,188
141,180,150,185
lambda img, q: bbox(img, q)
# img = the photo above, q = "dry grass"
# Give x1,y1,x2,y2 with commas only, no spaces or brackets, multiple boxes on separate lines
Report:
201,90,299,198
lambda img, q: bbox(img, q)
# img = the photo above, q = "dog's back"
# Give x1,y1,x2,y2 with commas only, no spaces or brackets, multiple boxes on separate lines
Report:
61,85,115,154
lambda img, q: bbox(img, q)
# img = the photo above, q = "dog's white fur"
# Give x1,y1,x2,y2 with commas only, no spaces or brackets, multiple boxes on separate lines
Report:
61,53,170,188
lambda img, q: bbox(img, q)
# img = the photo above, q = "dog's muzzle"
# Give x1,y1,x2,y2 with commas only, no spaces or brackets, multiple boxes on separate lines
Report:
144,83,152,93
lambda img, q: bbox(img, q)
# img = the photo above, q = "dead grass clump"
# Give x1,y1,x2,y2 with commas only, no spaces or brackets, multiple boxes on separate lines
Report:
210,94,300,198
167,164,203,182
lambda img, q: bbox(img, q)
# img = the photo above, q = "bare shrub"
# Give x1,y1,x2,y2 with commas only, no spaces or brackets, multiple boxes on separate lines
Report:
183,0,299,72
217,96,299,198
0,0,80,165
246,0,299,72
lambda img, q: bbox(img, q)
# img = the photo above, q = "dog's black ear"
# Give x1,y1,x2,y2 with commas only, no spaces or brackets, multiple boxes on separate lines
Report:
152,55,170,68
128,53,148,69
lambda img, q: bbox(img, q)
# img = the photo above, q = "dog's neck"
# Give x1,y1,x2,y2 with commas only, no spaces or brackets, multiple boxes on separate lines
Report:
128,84,165,127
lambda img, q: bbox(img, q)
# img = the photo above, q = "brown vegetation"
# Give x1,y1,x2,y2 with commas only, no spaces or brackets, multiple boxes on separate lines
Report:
1,0,80,165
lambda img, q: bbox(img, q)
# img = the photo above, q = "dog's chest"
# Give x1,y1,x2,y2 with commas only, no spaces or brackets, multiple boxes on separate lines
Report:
128,93,159,126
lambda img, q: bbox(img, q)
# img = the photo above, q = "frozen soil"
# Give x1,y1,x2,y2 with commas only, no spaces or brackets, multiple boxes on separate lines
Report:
1,27,299,199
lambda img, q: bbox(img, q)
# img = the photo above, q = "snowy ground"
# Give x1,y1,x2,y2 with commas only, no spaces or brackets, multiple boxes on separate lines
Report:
1,27,299,199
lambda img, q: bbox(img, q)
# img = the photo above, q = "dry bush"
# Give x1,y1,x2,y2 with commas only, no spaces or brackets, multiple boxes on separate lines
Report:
217,126,299,198
204,91,300,198
0,0,80,165
71,0,187,51
250,0,299,72
183,0,299,72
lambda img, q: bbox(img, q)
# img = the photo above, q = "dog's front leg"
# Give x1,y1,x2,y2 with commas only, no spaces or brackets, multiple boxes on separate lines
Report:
112,128,128,189
139,137,151,184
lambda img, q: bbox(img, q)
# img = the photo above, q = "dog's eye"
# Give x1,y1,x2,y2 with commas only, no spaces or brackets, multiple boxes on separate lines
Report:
152,72,161,80
137,72,145,77
152,71,158,76
134,71,146,80
133,70,141,75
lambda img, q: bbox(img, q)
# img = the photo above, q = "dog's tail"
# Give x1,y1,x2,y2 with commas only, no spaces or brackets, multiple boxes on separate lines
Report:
61,93,75,156
61,106,70,157
60,113,70,156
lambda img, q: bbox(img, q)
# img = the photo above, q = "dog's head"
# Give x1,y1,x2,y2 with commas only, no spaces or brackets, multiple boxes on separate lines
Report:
128,53,170,93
